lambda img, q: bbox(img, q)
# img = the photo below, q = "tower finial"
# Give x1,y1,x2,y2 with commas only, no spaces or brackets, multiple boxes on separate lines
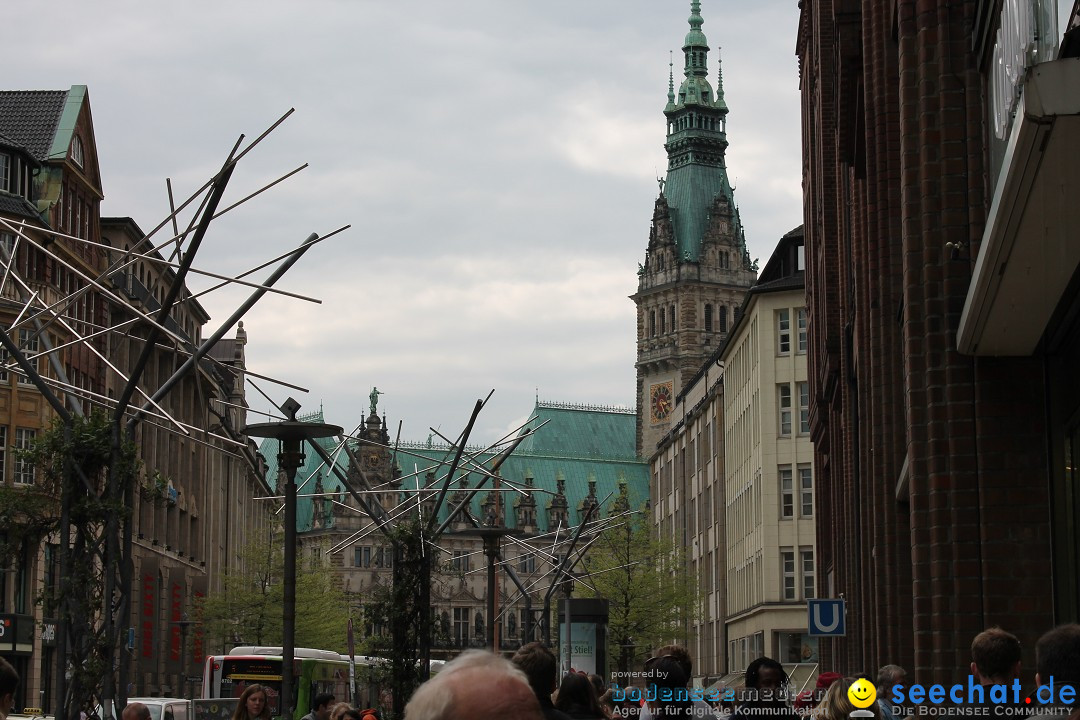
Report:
717,44,726,106
668,51,676,105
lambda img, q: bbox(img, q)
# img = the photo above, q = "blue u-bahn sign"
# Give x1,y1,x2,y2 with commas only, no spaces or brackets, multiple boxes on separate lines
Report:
807,598,846,636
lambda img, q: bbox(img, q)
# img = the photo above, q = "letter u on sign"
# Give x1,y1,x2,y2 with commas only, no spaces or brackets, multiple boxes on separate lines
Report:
807,599,846,636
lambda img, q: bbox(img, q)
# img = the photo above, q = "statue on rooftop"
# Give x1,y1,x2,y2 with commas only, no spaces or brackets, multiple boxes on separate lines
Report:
369,386,384,415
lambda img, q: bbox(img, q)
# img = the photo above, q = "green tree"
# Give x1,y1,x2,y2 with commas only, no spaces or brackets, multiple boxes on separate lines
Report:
198,533,350,652
585,511,697,674
0,412,139,718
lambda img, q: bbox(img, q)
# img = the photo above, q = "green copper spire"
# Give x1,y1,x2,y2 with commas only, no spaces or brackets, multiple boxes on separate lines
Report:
716,45,728,114
661,0,741,263
666,52,676,110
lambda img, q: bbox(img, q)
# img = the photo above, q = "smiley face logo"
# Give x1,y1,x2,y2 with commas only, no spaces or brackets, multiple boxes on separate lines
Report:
847,678,877,709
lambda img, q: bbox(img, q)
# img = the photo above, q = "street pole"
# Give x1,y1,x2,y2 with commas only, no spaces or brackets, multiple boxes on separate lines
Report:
244,399,340,720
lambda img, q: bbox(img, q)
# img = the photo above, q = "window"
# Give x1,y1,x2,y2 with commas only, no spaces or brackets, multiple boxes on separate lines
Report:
719,306,727,332
780,466,793,518
798,381,810,434
670,305,676,332
355,546,372,568
802,548,815,599
782,549,796,600
705,304,713,333
0,153,9,193
0,426,6,481
374,546,392,568
453,607,470,645
777,309,791,354
778,384,792,436
18,329,39,386
650,310,656,337
660,308,666,334
71,135,84,168
518,554,536,574
797,308,808,353
452,550,470,573
799,465,813,517
14,428,35,484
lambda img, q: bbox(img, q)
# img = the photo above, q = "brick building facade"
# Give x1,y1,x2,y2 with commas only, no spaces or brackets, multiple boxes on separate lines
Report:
798,0,1080,683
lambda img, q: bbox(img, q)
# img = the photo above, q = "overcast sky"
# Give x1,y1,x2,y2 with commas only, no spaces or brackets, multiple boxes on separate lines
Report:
11,0,803,446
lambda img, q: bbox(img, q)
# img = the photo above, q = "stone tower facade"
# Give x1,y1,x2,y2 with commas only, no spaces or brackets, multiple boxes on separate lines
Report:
634,1,756,458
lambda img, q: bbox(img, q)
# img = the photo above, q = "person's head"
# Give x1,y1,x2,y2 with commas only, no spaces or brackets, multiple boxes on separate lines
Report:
645,658,693,718
404,649,543,720
816,679,880,720
875,665,907,693
971,628,1022,684
0,659,18,720
311,696,335,720
1035,624,1080,700
343,711,379,720
745,656,787,691
512,642,561,701
589,674,606,698
234,684,270,720
742,657,789,708
555,672,604,717
648,645,693,685
122,704,152,720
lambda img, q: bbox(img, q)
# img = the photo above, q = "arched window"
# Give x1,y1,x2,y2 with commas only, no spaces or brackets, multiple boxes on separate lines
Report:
649,310,656,337
70,135,84,168
705,304,713,332
660,308,667,334
719,306,728,332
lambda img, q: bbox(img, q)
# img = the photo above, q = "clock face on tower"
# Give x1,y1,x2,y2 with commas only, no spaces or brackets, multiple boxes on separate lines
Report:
650,381,674,424
364,453,381,470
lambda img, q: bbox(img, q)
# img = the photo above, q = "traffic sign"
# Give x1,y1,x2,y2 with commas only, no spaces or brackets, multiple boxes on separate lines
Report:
807,598,846,636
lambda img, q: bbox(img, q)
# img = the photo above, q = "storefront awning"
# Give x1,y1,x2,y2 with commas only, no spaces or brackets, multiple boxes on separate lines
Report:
958,58,1080,355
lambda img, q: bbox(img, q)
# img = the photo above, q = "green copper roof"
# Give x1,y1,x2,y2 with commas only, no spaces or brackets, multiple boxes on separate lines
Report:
684,1,708,50
661,1,742,263
259,402,649,535
48,85,86,161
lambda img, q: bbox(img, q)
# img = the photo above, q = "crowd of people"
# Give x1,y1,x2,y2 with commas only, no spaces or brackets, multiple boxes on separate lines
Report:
398,623,1080,720
1,623,1077,720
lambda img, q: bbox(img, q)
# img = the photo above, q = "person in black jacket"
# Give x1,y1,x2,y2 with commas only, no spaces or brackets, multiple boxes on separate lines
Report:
513,642,574,720
555,672,607,719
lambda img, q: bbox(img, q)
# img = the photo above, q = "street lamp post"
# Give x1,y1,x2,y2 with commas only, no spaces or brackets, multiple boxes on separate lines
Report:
172,612,197,698
244,398,341,719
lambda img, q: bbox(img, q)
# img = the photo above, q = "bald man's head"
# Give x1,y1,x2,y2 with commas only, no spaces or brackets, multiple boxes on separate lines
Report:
404,650,542,720
122,703,151,720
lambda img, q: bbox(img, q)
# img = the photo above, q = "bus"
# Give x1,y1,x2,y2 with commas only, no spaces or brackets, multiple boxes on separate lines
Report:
201,647,354,720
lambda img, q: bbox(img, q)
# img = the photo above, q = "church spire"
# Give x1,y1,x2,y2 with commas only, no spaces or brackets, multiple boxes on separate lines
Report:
684,0,709,79
666,52,676,110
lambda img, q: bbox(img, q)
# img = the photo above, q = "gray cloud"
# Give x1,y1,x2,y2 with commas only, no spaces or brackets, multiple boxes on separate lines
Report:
10,0,802,444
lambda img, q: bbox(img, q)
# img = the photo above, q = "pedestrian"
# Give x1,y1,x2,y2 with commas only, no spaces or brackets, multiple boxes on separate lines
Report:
555,672,607,719
640,645,719,719
512,642,574,720
232,685,273,720
122,704,152,720
968,628,1025,710
0,658,18,720
642,658,694,719
733,657,798,720
1030,624,1080,720
795,672,842,717
875,666,906,720
302,693,336,720
815,679,880,720
404,649,543,720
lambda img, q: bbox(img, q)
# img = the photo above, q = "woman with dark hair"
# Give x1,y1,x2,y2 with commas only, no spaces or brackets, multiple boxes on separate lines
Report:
231,685,272,720
734,658,797,720
556,672,608,719
644,658,694,719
